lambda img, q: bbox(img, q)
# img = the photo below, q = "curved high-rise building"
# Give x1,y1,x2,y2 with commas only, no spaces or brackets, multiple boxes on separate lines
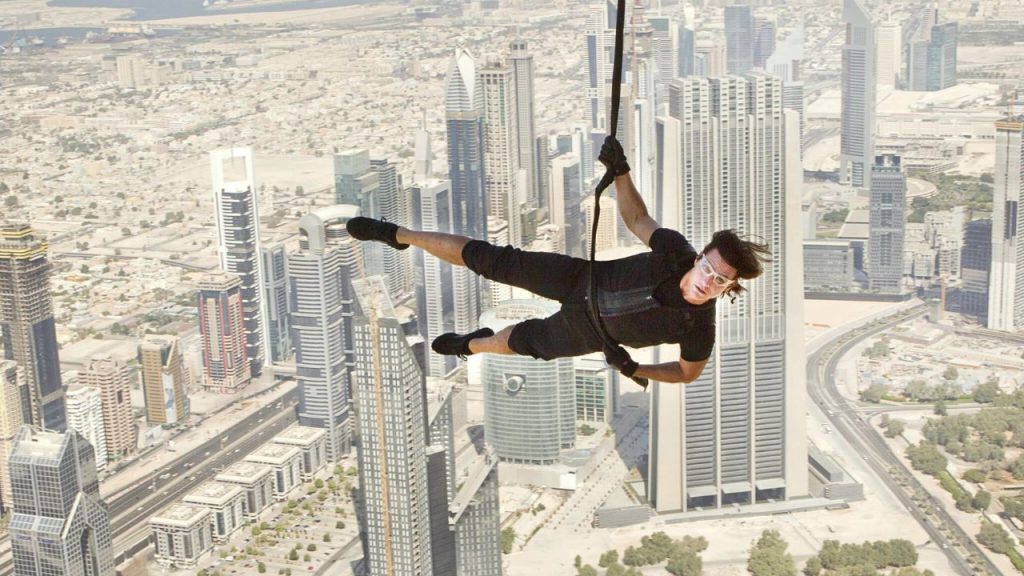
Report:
479,300,575,465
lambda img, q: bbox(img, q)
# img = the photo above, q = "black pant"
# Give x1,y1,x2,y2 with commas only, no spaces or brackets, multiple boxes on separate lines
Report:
461,240,605,360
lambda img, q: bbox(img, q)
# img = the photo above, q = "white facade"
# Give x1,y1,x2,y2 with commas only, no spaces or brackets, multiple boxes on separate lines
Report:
481,65,523,247
244,444,303,499
151,504,213,568
988,118,1024,331
183,482,246,543
272,425,328,480
581,195,618,254
876,22,902,88
651,76,807,512
65,387,107,471
215,462,274,521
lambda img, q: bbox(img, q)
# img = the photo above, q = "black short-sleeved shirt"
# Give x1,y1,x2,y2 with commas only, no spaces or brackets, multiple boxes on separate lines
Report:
592,228,717,362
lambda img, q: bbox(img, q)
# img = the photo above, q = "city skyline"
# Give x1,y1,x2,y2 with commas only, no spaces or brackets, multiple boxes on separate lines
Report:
0,0,1018,575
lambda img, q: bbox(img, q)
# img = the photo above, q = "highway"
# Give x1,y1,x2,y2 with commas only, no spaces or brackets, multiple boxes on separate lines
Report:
809,305,1001,576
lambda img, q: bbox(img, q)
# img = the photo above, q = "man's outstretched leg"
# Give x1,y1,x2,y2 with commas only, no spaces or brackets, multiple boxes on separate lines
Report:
347,216,471,266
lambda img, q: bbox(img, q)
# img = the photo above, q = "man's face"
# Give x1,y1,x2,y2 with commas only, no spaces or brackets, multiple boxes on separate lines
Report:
680,248,738,305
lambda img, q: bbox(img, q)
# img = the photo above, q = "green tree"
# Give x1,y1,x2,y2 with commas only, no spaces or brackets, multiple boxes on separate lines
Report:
599,550,619,568
257,562,266,573
978,520,1014,554
666,550,702,576
884,419,906,438
943,366,959,381
500,527,515,554
748,530,797,576
973,489,992,511
288,549,298,561
606,563,626,576
80,264,89,274
973,380,1000,403
963,469,986,483
335,521,345,529
307,543,316,551
4,195,17,207
802,556,822,576
578,565,598,576
860,383,888,403
934,399,948,416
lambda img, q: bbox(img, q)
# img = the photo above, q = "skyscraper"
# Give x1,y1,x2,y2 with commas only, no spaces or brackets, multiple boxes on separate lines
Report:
480,299,575,465
0,224,65,432
78,355,135,460
651,75,807,512
868,154,907,293
352,277,433,576
840,0,876,188
581,195,618,254
510,40,539,210
549,154,585,257
585,2,615,131
961,219,992,323
260,240,292,362
289,206,357,461
9,426,114,576
876,21,902,88
197,272,252,394
481,63,523,247
370,157,415,299
0,361,21,514
446,47,486,335
139,335,189,426
334,149,380,211
988,116,1024,331
65,387,107,472
210,147,268,377
725,5,754,75
765,25,806,141
753,18,777,69
906,21,958,91
411,142,458,378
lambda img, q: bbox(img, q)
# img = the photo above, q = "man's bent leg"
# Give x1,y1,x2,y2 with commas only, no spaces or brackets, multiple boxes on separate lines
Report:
395,228,472,266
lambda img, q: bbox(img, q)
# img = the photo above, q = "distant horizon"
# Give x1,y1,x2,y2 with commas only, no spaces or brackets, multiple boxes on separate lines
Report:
47,0,377,21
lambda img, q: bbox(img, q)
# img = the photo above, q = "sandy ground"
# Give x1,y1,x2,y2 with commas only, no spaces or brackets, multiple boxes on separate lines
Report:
1,0,130,28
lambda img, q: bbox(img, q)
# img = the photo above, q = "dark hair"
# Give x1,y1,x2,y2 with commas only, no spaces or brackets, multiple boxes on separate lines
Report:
700,229,772,301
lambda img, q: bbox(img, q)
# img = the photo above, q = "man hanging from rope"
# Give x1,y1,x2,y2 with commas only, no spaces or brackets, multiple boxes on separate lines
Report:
345,137,771,385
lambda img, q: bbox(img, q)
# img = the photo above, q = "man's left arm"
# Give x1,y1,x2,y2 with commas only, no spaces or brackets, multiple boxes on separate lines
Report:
633,358,708,384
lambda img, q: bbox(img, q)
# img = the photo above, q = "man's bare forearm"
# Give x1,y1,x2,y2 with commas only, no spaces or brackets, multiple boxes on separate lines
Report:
633,362,690,384
614,173,648,228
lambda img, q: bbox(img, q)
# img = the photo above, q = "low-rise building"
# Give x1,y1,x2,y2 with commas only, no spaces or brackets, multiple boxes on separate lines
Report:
214,461,274,521
183,482,246,543
244,444,302,499
271,425,327,480
803,240,856,292
151,504,213,568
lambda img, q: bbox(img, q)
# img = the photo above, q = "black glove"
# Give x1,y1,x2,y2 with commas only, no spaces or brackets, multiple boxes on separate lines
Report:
599,136,630,176
604,345,639,378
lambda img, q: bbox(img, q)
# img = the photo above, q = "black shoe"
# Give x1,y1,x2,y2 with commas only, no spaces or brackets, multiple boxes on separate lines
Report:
432,328,495,359
345,217,409,250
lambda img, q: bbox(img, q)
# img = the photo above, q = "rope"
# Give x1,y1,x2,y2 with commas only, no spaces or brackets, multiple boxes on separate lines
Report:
588,0,649,390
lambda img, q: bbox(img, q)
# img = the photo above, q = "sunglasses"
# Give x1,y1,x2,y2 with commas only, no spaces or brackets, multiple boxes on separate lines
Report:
698,255,735,287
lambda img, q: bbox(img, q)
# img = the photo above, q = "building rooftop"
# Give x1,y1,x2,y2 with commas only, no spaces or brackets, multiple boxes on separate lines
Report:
151,503,210,527
244,443,301,463
215,461,273,483
479,299,558,332
184,481,244,505
273,425,326,445
9,426,66,462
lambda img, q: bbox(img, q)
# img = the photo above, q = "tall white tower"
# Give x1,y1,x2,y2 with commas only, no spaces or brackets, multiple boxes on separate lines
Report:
210,146,269,376
650,75,807,512
988,116,1024,331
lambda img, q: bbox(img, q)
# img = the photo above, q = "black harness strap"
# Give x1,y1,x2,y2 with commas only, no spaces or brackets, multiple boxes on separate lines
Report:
588,0,649,390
